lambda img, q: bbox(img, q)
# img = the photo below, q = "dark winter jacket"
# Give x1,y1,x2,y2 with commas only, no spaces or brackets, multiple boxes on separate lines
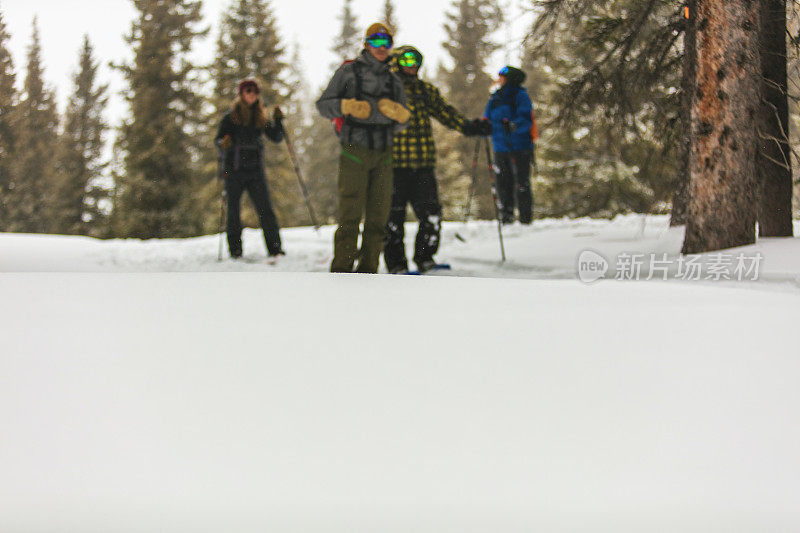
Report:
391,69,468,169
316,49,408,151
215,98,284,175
484,85,534,153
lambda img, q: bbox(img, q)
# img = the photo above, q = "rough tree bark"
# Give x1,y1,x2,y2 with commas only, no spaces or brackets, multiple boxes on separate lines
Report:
682,0,760,254
670,0,696,227
757,0,794,237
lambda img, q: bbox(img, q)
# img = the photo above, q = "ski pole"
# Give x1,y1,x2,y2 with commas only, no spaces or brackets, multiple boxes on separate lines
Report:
484,137,506,263
216,146,227,262
217,186,226,262
283,124,321,231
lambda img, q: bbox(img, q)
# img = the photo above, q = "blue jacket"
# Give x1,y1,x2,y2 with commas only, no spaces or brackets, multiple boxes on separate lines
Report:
484,85,534,153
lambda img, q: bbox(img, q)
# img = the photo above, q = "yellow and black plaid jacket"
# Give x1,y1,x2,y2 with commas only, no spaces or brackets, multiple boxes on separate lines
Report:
392,76,467,169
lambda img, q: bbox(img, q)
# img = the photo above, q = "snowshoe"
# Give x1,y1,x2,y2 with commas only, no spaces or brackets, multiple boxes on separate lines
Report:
407,262,452,275
388,265,410,275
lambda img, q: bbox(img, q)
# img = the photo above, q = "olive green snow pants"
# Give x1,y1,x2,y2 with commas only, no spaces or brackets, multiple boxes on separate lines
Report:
331,144,393,274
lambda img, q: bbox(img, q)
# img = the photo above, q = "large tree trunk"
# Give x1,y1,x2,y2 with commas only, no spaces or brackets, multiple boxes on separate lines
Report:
757,0,794,237
682,0,760,254
670,0,697,227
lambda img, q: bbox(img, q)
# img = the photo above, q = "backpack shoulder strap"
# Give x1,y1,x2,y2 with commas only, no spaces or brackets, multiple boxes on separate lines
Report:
337,59,360,99
351,61,363,100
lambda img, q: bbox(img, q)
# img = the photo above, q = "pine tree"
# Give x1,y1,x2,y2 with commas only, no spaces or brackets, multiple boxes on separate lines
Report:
302,115,340,225
333,0,361,64
521,0,675,218
440,0,500,121
0,3,17,229
113,0,206,239
383,0,399,35
210,0,287,111
279,43,320,227
682,0,760,253
6,17,59,234
437,0,502,220
52,36,109,236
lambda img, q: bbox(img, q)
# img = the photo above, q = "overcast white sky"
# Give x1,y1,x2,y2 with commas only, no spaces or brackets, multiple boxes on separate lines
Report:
2,0,528,123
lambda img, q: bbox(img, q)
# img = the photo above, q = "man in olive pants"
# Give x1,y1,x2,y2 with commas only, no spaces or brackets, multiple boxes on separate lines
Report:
316,22,409,273
335,145,395,272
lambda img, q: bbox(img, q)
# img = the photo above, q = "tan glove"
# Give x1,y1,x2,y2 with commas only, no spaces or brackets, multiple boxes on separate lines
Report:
378,98,411,124
341,98,372,120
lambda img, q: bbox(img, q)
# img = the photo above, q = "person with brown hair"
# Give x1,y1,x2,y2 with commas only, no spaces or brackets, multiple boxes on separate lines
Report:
215,78,285,260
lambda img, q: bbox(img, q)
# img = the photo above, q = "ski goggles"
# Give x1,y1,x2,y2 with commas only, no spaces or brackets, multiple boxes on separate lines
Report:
398,50,423,68
499,66,510,77
366,33,393,49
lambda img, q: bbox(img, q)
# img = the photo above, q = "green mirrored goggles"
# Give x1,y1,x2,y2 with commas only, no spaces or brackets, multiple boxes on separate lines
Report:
398,51,422,68
366,33,393,49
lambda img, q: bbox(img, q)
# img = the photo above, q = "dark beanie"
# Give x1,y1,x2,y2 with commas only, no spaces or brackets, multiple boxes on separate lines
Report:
502,66,527,87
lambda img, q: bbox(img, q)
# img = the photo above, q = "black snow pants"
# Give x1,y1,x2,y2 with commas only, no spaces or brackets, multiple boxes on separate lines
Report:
495,149,533,224
225,170,282,256
384,167,442,272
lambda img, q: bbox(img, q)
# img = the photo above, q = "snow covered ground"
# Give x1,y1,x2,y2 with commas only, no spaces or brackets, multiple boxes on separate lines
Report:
1,216,800,532
1,215,799,286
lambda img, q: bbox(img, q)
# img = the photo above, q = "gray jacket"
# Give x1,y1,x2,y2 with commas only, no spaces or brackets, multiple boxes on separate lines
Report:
316,49,408,151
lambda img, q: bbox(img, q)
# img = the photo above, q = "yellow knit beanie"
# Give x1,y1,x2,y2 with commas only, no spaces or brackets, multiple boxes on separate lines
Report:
364,22,394,40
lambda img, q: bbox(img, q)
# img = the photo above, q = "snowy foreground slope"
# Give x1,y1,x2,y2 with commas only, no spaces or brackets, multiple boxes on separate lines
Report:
1,216,800,532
